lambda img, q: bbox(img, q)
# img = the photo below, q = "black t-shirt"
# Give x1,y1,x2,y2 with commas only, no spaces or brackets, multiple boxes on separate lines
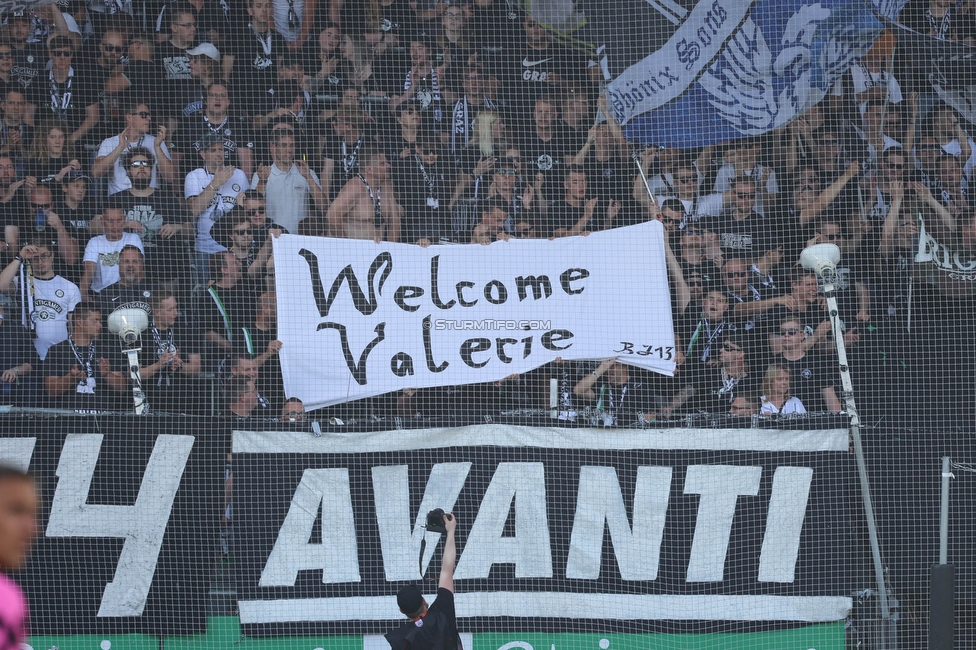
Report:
196,283,256,369
234,325,285,413
394,154,454,243
699,211,776,256
0,320,37,406
229,24,281,115
519,127,570,184
322,133,368,200
499,42,587,112
769,352,838,413
30,69,98,133
178,115,255,168
544,199,586,237
112,189,189,242
156,41,195,117
41,337,123,411
134,322,203,413
9,43,45,92
94,280,155,321
27,157,78,186
385,588,462,650
690,365,759,415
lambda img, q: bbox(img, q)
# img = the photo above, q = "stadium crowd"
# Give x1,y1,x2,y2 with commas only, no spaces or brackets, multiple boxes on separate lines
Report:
0,0,974,426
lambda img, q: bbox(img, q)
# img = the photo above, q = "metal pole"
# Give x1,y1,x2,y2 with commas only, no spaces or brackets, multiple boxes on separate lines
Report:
822,287,892,646
126,348,149,415
941,456,951,564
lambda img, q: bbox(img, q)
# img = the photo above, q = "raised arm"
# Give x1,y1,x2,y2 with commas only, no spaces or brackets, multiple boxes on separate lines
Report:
438,512,457,592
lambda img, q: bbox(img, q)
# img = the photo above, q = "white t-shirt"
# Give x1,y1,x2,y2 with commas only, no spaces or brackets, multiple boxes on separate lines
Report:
850,64,903,116
185,167,250,254
760,396,807,415
252,163,320,234
97,134,172,195
83,233,145,293
940,137,976,188
14,274,81,360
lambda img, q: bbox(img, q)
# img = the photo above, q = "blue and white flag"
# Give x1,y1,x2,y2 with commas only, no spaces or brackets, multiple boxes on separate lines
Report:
531,0,907,148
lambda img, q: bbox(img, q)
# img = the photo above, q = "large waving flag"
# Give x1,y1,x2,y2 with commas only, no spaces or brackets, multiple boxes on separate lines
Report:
530,0,908,148
879,14,976,125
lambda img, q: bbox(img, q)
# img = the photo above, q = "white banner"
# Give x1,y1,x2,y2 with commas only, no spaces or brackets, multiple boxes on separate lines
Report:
273,222,675,410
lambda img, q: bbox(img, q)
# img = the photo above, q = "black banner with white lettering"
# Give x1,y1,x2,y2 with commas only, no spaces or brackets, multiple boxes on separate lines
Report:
233,425,857,636
0,416,226,635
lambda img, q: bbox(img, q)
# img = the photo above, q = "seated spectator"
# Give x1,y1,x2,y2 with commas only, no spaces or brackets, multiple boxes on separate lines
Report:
92,101,177,196
41,304,127,410
0,240,81,360
759,364,807,415
186,133,250,284
224,376,259,418
26,120,82,185
197,251,255,372
766,316,841,413
29,36,99,147
80,206,144,300
0,301,36,406
137,289,203,413
280,397,306,422
94,245,155,320
326,147,402,241
109,148,190,284
252,130,326,235
0,90,33,164
52,171,96,247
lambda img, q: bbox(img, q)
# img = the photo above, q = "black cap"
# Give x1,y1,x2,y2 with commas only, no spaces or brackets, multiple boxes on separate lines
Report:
397,585,424,615
199,132,224,149
63,169,91,183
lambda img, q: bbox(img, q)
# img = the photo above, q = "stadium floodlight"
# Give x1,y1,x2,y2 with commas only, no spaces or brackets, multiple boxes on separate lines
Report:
799,244,893,644
107,308,150,415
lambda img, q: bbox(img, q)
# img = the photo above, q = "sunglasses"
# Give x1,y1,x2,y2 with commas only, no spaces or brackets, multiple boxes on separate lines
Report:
129,160,151,167
885,162,905,170
497,168,517,176
130,111,151,119
722,343,743,352
725,271,748,278
735,191,756,199
779,328,801,336
822,232,844,241
51,50,73,57
101,43,124,53
684,228,705,236
675,175,696,183
234,228,252,235
247,208,266,216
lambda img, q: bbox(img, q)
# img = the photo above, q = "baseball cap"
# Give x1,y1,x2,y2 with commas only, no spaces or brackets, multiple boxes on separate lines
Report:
63,170,91,183
186,43,221,62
396,585,424,615
199,132,224,149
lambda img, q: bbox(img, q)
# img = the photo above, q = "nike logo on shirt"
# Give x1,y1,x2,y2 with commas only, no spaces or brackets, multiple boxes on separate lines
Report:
522,56,552,67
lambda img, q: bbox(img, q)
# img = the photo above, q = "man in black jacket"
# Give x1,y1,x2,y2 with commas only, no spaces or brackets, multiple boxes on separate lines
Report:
386,513,462,650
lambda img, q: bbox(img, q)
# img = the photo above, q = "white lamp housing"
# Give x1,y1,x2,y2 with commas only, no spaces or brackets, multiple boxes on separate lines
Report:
107,308,149,346
799,243,841,279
